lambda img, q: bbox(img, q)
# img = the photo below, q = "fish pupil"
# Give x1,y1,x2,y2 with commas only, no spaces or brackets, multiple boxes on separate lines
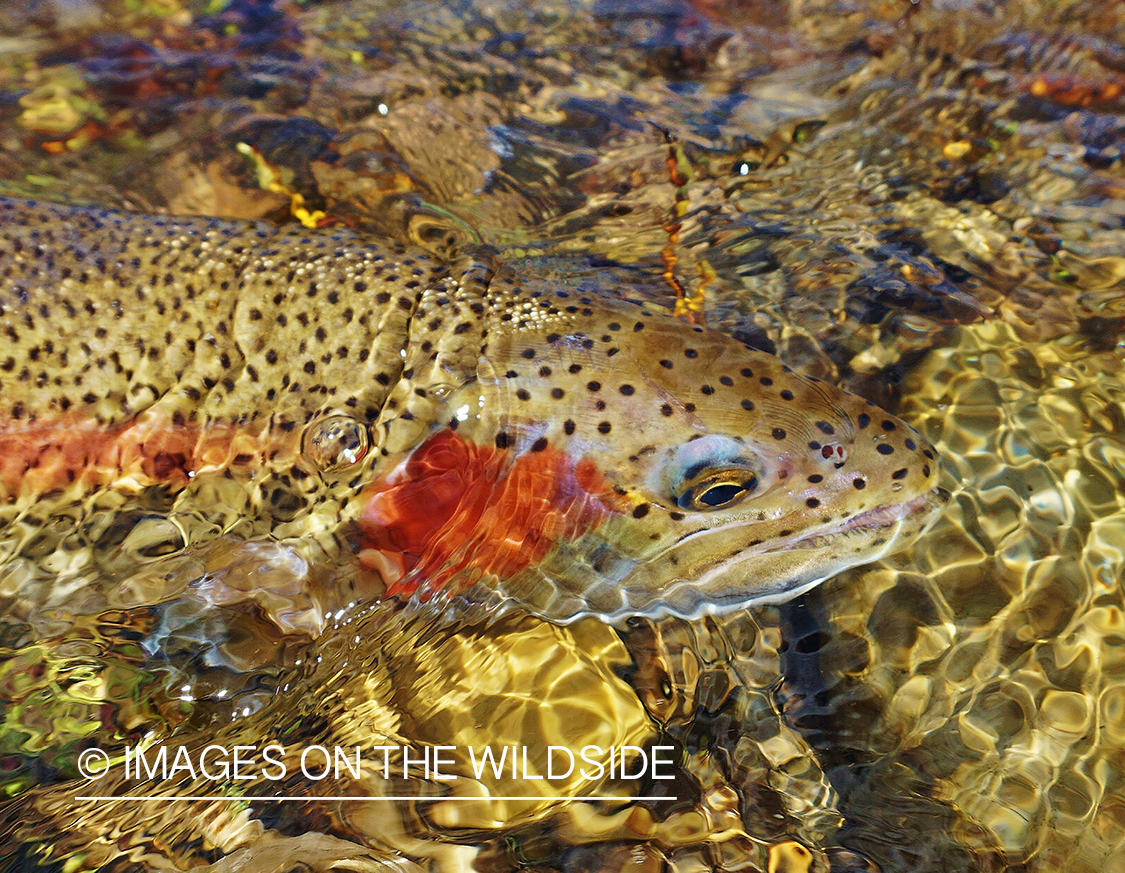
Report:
698,484,744,507
679,475,756,510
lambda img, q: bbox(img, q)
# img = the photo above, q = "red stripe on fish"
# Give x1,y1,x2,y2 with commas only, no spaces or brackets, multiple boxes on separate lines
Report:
357,430,626,599
0,414,292,499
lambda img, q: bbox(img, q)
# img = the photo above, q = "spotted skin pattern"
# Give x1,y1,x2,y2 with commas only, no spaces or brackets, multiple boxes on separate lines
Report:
0,198,945,622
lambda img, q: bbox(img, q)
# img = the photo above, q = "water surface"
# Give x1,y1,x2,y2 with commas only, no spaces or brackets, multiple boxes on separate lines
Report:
1,1,1123,871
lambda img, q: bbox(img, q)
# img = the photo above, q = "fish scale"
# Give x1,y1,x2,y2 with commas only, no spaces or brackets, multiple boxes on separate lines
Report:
0,199,431,428
0,197,945,623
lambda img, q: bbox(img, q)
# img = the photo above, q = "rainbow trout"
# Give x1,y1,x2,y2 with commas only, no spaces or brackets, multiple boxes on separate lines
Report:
0,197,945,622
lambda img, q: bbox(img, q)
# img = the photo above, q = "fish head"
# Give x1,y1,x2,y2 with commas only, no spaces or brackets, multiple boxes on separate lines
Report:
360,282,946,623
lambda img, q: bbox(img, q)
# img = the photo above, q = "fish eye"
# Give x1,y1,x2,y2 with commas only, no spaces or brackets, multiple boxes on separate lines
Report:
674,467,759,511
662,435,764,512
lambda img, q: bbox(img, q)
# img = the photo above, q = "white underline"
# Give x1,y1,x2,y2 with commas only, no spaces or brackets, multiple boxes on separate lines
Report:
76,795,676,802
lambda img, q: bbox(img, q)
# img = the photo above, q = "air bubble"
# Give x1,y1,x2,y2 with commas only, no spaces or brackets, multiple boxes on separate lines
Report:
302,415,370,472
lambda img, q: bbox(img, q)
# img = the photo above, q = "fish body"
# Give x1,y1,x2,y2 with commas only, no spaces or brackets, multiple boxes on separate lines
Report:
0,198,946,622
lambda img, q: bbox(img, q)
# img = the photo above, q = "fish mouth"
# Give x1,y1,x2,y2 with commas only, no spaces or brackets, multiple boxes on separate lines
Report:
767,486,949,554
667,485,949,559
511,487,950,624
631,485,950,620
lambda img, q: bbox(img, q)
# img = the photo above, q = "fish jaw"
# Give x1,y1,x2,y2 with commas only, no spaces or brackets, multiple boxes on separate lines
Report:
560,488,949,622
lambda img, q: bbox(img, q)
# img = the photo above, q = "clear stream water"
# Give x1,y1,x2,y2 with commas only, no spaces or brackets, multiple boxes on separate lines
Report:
0,1,1123,871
